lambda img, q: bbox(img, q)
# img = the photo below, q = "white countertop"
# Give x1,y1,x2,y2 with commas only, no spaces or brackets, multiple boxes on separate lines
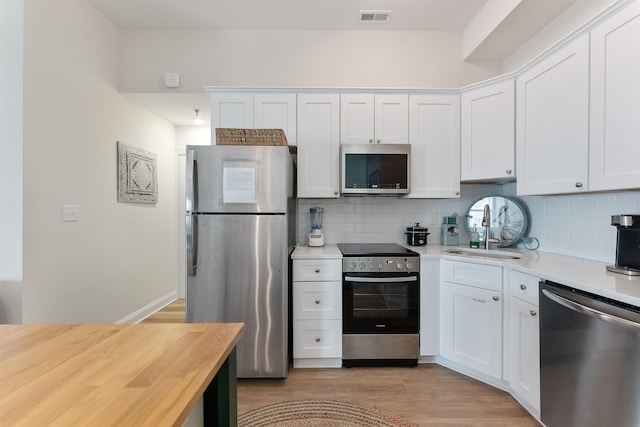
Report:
291,244,342,259
291,243,640,307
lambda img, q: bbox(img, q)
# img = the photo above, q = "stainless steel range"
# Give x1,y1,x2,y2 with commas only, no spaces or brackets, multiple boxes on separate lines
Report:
337,243,420,367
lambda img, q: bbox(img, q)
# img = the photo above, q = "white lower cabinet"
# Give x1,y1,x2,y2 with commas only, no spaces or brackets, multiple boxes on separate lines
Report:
292,259,342,368
440,261,503,380
506,270,541,414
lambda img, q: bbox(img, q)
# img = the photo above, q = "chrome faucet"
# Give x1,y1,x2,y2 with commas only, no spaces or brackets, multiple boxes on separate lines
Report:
482,204,501,250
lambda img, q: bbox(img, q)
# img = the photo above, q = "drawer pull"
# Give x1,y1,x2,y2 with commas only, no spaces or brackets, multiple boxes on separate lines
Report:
315,337,321,342
530,310,537,317
493,296,500,302
472,298,486,303
315,268,320,273
315,299,321,304
520,284,527,290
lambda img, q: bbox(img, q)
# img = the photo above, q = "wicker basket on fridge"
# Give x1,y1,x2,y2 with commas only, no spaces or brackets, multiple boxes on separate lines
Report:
215,128,288,146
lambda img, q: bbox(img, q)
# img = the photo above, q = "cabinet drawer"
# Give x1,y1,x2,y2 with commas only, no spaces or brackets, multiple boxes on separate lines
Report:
508,270,541,306
293,319,342,358
293,281,342,320
293,259,342,281
441,260,502,292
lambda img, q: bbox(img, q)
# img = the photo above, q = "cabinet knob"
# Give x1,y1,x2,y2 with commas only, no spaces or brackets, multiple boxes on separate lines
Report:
455,191,460,196
575,182,583,188
506,169,513,175
530,310,537,317
334,191,339,196
520,284,527,290
376,139,381,144
369,139,374,143
493,296,500,301
315,337,321,342
315,299,321,304
315,268,320,273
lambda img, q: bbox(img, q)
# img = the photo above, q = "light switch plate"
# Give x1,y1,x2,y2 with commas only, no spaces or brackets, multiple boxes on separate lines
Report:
61,205,79,222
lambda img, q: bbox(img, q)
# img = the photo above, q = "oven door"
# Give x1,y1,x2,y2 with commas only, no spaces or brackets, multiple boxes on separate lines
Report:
343,272,419,334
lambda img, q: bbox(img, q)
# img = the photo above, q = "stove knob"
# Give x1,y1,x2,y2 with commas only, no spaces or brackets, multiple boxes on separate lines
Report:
378,263,384,270
396,263,403,270
349,262,356,270
406,262,413,270
359,263,366,270
368,263,374,270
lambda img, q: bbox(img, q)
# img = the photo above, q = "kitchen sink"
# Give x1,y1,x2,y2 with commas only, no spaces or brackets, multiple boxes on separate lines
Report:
443,247,522,260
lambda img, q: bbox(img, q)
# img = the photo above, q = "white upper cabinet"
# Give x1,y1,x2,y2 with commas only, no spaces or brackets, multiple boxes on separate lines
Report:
516,34,590,195
408,94,460,198
210,92,297,145
254,93,297,146
210,93,253,143
341,93,408,144
589,2,640,191
461,79,515,182
297,93,341,198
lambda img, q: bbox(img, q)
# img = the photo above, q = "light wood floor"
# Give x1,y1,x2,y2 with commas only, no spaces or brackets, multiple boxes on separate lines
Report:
144,299,539,426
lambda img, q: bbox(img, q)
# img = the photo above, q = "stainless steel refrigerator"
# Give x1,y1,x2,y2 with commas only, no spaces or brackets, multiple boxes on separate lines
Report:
185,144,295,378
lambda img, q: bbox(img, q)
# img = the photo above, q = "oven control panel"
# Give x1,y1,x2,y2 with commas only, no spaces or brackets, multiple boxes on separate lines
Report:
342,257,420,273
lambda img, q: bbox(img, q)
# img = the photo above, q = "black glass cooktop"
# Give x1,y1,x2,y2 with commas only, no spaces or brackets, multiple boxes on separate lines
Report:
337,243,418,257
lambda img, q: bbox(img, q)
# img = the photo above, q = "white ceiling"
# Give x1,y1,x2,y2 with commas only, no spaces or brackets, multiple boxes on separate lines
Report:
88,0,580,126
88,0,489,31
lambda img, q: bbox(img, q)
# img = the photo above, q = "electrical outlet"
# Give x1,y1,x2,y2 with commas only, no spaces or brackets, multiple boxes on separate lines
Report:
61,205,79,222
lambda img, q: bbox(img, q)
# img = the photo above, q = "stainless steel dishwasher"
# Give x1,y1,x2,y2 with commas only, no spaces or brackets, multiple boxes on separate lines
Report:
539,281,640,427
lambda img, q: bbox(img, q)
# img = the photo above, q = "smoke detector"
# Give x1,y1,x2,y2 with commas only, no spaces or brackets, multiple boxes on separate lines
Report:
360,10,392,23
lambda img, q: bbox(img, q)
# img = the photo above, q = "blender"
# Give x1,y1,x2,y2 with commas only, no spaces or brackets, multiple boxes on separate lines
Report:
308,207,325,247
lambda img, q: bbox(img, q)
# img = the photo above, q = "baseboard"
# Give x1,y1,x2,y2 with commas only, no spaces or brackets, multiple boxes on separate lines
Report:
116,291,179,324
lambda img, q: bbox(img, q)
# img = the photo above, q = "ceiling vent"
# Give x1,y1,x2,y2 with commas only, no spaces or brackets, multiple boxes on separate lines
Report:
359,10,391,23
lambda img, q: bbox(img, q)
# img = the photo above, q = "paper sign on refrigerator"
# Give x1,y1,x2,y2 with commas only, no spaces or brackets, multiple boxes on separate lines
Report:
223,162,257,204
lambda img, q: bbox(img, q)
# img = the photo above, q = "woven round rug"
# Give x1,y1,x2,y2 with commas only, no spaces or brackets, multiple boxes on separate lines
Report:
237,399,416,427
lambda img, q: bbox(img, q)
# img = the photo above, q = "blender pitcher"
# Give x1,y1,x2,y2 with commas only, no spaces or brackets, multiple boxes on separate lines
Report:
308,207,325,247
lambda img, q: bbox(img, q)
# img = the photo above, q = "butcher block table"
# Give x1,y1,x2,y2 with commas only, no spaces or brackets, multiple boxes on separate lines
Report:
0,322,244,427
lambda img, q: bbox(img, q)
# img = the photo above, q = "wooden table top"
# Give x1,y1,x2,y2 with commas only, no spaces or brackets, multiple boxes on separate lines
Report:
0,323,244,427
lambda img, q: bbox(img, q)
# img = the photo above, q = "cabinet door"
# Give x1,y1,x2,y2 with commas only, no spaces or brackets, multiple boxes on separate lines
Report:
297,93,340,198
441,281,502,379
408,94,461,198
461,80,515,181
516,34,590,195
590,2,640,191
340,93,375,144
375,94,409,144
254,93,297,146
210,93,254,144
508,296,540,412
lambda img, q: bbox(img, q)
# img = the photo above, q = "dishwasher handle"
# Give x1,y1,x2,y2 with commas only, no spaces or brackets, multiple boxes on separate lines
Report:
542,288,640,333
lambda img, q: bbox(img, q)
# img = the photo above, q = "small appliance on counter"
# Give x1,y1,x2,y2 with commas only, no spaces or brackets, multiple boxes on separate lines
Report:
441,215,459,246
607,214,640,275
405,223,429,246
308,207,325,247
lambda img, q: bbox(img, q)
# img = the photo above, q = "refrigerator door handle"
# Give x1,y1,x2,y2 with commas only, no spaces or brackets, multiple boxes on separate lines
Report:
186,214,198,276
186,149,197,213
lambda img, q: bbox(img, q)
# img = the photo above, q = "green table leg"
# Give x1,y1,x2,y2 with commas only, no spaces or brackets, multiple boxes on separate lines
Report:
203,348,237,427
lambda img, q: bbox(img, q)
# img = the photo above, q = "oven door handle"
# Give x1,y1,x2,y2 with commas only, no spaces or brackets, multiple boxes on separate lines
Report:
345,276,417,283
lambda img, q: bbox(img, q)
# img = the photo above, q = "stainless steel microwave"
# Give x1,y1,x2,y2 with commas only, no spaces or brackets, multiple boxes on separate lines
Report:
340,144,411,195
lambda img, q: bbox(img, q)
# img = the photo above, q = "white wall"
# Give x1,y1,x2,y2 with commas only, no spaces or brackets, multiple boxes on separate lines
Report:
21,0,178,323
119,29,503,91
502,0,621,72
297,184,508,247
0,0,24,323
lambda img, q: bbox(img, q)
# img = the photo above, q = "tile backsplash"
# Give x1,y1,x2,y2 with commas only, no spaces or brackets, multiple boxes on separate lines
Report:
296,183,640,264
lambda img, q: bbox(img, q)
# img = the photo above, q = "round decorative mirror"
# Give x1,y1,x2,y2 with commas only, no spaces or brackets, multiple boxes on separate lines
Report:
464,195,529,247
